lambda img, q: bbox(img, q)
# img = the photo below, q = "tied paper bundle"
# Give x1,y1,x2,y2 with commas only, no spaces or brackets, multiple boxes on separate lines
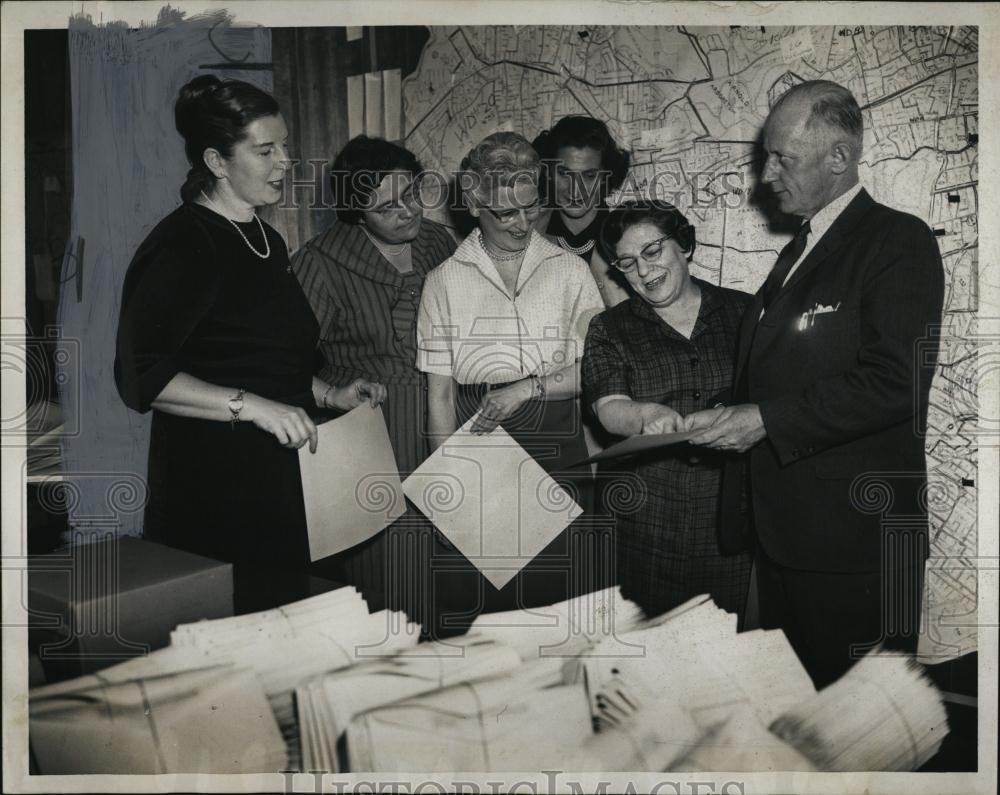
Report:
30,665,286,774
558,688,703,771
168,586,419,745
666,704,817,772
770,652,949,771
467,586,647,662
296,634,525,771
30,586,419,774
345,659,591,772
582,595,817,741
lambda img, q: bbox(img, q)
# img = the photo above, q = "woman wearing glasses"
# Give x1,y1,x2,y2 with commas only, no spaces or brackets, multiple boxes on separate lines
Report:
581,201,753,619
289,135,456,612
416,131,605,626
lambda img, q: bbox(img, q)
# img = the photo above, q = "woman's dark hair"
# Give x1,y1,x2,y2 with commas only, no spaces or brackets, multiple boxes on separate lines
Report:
532,116,631,201
174,75,280,203
599,200,696,263
329,136,423,224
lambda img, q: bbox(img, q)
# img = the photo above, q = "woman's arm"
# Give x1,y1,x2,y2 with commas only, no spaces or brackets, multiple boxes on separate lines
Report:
152,372,318,451
469,360,581,434
426,373,457,451
590,249,630,308
310,376,387,411
594,395,683,436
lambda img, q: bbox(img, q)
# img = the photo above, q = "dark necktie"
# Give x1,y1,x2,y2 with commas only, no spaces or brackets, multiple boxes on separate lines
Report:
760,221,811,312
732,220,811,403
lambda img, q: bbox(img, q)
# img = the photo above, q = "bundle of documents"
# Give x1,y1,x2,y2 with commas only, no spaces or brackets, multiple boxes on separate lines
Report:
30,586,419,773
345,661,591,771
770,652,949,771
466,585,647,662
558,689,703,771
296,634,527,771
580,595,818,739
167,585,420,764
30,664,286,774
666,704,817,772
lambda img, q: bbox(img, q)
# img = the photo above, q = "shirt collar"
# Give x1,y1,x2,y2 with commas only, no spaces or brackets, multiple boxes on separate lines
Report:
452,229,563,296
805,181,864,242
306,221,423,287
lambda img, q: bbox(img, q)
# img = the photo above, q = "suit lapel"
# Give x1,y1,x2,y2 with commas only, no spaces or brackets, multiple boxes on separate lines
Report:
766,188,875,313
733,189,875,388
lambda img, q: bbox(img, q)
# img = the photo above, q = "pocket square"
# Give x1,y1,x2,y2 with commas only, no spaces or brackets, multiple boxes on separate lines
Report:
797,301,842,330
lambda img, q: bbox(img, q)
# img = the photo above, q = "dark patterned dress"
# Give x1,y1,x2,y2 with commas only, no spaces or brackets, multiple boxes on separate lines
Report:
289,219,456,617
582,278,753,617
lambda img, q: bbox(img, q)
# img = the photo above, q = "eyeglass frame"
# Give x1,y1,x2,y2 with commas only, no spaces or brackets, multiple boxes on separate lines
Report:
479,200,543,225
609,234,685,273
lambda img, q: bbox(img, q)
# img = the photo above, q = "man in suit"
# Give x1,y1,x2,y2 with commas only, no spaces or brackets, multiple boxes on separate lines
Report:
685,80,944,688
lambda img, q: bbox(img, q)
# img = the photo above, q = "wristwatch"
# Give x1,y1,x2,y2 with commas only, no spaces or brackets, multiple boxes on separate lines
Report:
228,388,245,426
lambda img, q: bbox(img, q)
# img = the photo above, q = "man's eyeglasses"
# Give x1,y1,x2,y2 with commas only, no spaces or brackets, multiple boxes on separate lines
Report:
609,235,677,273
481,201,542,225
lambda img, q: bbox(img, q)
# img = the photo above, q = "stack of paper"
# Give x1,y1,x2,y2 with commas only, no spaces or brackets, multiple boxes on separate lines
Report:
581,595,817,740
770,652,949,771
557,689,703,771
346,663,592,771
467,585,647,662
169,587,420,741
30,664,286,774
29,586,419,774
666,704,817,772
296,634,526,771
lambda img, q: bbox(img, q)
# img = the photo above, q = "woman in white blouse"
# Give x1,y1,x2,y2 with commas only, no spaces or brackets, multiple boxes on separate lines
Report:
416,131,605,624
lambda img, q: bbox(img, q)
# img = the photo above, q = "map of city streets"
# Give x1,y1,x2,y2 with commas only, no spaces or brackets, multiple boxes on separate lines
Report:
403,25,981,661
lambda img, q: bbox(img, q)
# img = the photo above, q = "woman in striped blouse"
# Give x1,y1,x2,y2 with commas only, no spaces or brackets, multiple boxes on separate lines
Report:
289,135,456,622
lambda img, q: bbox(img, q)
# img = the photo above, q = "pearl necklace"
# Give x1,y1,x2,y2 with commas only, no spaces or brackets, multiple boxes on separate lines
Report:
479,230,528,262
200,191,271,260
362,227,409,257
556,236,595,256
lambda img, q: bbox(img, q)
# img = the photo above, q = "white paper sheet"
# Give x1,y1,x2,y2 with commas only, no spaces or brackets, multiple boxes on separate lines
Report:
403,417,582,589
299,405,406,562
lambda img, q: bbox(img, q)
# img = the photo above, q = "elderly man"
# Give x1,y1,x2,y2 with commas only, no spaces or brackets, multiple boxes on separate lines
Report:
686,80,944,688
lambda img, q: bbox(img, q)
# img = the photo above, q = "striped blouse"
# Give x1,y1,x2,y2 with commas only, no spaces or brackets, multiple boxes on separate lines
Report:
290,219,457,388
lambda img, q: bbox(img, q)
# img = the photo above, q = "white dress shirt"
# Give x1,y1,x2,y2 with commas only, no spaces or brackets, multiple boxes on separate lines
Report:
782,181,864,286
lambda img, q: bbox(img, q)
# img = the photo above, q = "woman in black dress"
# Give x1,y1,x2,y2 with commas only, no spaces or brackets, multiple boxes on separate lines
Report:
115,76,384,613
582,201,752,619
533,116,632,307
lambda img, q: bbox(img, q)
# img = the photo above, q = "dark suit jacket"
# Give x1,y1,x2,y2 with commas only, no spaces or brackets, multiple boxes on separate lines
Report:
724,188,944,572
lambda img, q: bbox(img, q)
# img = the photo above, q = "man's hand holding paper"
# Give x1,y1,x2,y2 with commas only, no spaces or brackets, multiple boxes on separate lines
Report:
686,404,767,453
